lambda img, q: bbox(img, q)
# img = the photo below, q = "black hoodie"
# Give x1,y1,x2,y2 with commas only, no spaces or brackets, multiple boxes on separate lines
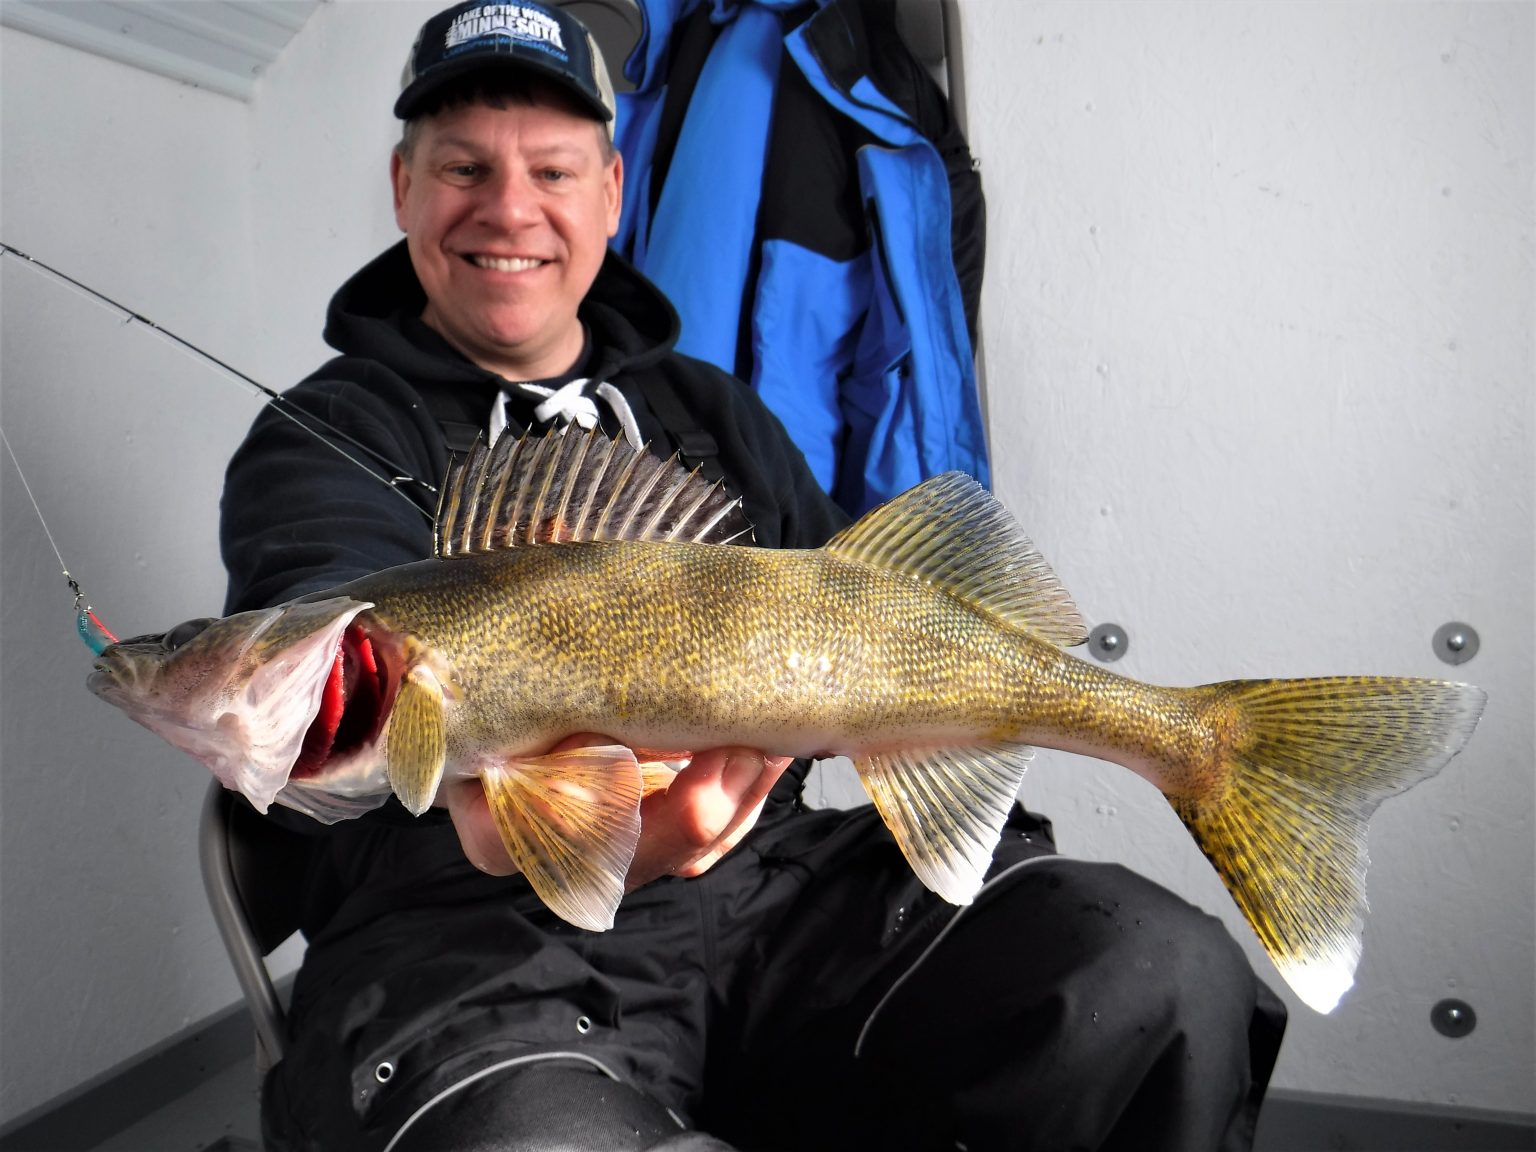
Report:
221,240,847,616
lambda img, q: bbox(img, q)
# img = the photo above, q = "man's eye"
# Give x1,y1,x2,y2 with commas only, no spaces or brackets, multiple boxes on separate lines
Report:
539,168,570,183
445,163,481,179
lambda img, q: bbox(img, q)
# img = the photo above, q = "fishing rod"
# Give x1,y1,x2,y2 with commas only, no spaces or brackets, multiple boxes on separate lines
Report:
1,242,438,651
0,242,437,510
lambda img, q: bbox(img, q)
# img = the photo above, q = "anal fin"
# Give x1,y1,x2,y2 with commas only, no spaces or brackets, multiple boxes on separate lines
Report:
386,665,447,815
856,742,1035,906
479,744,644,931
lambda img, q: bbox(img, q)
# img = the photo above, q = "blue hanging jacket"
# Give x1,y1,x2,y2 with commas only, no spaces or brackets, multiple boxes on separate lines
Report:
613,0,989,515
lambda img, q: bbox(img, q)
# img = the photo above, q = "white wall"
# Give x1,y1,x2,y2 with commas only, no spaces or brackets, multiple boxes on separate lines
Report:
0,0,442,1125
2,0,1530,1127
962,0,1533,1115
244,0,441,391
0,29,261,1123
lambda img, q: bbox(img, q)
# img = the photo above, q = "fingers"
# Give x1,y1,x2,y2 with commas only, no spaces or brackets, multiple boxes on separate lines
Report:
441,736,792,886
626,749,792,889
623,749,792,890
443,775,519,876
672,751,791,876
671,794,769,878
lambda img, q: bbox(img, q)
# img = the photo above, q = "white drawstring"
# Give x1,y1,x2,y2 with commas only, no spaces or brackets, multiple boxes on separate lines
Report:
594,382,644,450
529,377,600,427
497,378,643,450
489,389,510,447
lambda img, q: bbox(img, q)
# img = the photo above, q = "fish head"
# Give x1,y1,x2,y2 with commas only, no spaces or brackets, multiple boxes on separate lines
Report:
88,596,372,811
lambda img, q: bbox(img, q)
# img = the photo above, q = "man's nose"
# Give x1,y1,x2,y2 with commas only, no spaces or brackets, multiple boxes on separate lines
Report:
474,170,539,229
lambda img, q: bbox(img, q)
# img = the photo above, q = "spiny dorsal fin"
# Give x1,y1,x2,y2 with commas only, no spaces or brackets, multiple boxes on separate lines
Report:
825,472,1088,647
434,428,754,556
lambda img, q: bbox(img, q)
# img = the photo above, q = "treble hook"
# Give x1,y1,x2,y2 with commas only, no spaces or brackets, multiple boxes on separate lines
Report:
70,575,119,655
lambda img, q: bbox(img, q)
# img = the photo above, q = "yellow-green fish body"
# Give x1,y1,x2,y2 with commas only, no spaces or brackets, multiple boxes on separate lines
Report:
361,542,1051,759
88,429,1486,1014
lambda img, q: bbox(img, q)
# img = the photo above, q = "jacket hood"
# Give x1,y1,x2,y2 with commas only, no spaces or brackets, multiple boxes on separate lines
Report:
322,240,684,389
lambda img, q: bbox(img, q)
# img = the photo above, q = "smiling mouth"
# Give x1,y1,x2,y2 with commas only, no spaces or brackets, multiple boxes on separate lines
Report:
468,254,546,273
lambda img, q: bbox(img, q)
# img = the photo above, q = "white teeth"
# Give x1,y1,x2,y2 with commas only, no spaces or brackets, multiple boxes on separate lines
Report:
471,254,543,273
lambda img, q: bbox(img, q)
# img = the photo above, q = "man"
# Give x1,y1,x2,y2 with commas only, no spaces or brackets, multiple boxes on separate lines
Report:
221,3,1285,1149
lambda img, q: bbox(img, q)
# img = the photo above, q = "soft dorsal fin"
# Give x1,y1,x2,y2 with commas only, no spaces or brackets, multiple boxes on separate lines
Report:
435,428,754,556
824,472,1088,646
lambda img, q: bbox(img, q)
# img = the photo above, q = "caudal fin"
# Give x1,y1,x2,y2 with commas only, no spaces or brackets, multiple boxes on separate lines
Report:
1171,676,1485,1014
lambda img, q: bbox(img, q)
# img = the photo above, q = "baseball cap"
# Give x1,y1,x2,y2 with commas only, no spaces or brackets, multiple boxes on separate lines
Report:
395,1,616,135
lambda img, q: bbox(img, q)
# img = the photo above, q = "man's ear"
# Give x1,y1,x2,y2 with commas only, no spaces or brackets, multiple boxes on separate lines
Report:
391,149,411,232
605,150,624,240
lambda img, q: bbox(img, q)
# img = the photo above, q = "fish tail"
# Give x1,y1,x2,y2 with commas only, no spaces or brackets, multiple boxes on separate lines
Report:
1168,676,1485,1013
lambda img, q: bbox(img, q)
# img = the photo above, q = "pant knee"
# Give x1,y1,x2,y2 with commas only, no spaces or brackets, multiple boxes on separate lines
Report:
880,858,1264,1047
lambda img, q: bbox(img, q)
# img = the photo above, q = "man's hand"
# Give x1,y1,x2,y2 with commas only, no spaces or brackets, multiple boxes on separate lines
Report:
440,735,792,887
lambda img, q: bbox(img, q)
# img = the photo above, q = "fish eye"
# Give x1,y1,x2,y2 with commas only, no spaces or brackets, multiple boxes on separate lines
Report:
163,618,216,651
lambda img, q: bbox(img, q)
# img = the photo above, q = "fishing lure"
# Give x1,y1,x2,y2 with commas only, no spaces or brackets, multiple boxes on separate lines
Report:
0,242,435,654
0,425,118,653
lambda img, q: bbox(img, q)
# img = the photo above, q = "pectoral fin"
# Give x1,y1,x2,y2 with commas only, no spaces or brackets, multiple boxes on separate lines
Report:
386,665,447,815
479,744,644,932
856,742,1035,906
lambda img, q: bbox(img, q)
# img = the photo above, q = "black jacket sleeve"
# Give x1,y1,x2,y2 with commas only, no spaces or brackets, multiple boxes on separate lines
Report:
220,361,448,614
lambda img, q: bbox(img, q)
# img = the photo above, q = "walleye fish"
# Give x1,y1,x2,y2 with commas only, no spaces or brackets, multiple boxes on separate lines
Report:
89,429,1485,1014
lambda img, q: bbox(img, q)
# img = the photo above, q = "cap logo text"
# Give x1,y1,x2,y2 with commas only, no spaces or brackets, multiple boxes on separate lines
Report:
445,5,566,52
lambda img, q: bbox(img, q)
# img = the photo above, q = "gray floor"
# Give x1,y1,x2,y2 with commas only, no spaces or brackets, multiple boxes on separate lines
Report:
61,1050,1536,1152
82,1059,260,1152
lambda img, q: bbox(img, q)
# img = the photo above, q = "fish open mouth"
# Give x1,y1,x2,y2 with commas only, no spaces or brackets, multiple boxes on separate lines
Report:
292,624,391,778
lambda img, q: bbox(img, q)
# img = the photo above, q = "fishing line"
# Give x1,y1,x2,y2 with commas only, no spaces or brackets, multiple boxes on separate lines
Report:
0,242,437,516
0,424,118,653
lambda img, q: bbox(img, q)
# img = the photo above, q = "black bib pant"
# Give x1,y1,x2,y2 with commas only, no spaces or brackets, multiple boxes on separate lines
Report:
266,795,1286,1152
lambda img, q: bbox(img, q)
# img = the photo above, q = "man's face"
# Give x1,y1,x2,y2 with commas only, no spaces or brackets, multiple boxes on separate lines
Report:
392,93,621,381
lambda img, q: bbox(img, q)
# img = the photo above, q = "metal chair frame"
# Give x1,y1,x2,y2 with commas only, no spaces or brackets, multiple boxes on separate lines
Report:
198,779,293,1078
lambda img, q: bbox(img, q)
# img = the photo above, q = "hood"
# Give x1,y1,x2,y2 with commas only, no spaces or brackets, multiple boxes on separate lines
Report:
322,240,684,391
